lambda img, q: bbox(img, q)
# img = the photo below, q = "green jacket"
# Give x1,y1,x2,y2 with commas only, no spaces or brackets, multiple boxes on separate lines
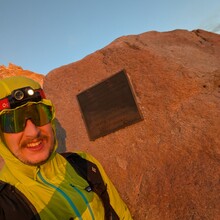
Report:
0,149,132,219
0,77,132,219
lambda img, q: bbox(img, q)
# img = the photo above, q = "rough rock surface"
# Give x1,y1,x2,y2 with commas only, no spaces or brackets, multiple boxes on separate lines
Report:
0,29,219,219
1,30,220,220
44,29,220,219
0,63,44,86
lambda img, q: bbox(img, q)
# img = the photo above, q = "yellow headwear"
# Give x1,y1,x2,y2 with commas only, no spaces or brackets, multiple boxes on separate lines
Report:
0,76,57,163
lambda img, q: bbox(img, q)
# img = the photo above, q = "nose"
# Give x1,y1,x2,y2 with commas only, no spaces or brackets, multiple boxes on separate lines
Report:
23,119,40,137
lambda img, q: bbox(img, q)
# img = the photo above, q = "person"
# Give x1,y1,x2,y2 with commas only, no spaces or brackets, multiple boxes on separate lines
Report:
0,76,132,220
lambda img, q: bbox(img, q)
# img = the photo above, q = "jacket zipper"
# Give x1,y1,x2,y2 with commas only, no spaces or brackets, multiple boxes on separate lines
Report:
37,170,82,220
70,184,95,220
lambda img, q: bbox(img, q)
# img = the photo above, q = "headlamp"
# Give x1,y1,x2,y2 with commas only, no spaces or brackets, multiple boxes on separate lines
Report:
14,90,25,100
0,86,46,111
27,88,34,96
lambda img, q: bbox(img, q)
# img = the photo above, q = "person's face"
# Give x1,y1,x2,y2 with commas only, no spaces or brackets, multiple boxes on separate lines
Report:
3,119,55,166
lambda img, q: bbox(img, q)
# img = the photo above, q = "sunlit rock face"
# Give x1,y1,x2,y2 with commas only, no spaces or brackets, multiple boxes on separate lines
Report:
0,63,44,86
1,29,220,219
44,29,220,219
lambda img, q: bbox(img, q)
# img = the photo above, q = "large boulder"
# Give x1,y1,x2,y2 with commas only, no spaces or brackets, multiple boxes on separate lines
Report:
14,29,220,219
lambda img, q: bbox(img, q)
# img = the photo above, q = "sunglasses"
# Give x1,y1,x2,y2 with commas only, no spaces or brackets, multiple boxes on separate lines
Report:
0,103,53,133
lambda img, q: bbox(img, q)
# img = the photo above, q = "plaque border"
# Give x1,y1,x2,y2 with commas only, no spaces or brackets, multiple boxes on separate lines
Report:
77,69,143,140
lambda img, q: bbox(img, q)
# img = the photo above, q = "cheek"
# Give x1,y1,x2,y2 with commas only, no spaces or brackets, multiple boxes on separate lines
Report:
3,133,22,151
41,124,55,141
45,124,53,135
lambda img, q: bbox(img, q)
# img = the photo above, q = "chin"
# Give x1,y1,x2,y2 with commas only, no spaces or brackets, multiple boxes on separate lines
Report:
22,150,54,166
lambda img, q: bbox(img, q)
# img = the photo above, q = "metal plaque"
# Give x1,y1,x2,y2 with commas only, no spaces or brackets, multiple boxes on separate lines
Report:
77,70,143,140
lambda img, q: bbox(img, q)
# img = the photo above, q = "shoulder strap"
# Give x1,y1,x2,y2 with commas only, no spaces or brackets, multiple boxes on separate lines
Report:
61,152,119,220
0,180,40,220
0,180,7,191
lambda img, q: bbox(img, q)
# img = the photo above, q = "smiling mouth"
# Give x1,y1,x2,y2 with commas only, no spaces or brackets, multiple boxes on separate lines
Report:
26,140,42,148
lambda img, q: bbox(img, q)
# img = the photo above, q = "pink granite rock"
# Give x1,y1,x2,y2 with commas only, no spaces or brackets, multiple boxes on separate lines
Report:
2,29,219,219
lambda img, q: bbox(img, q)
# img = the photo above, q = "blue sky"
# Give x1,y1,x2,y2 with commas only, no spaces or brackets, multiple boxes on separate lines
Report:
1,0,220,74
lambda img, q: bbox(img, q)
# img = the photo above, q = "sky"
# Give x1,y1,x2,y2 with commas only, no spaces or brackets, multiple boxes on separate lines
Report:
1,0,220,75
